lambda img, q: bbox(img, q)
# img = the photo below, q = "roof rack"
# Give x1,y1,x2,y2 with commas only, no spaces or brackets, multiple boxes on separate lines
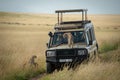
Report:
54,20,91,30
55,9,87,13
55,9,88,24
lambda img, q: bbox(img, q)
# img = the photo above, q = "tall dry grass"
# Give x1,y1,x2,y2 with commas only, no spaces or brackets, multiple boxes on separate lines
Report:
41,62,120,80
0,13,51,79
0,12,120,80
0,30,47,80
41,47,120,80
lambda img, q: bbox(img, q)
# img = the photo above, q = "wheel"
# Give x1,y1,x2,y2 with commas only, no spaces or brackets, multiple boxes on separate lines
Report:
46,62,55,73
88,50,98,62
94,49,100,61
94,49,99,59
90,50,99,62
56,64,63,71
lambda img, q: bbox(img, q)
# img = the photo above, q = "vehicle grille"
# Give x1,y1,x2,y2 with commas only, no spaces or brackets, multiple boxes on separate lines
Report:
56,49,76,56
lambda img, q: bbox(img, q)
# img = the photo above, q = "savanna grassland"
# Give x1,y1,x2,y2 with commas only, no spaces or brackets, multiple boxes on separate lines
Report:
0,12,120,80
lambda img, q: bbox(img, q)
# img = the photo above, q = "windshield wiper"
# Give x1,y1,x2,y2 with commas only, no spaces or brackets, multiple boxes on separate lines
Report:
56,42,64,47
53,41,64,47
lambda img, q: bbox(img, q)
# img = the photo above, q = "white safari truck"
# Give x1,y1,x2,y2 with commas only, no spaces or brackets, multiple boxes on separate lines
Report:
46,9,98,73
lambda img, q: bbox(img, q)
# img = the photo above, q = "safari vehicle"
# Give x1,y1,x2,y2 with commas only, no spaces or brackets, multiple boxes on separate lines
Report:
46,9,98,73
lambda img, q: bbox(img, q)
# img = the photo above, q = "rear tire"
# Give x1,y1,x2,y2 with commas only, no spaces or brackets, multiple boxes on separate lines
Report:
46,62,54,73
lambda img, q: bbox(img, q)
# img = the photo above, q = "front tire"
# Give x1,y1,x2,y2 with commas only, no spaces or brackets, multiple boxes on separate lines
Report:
46,62,54,73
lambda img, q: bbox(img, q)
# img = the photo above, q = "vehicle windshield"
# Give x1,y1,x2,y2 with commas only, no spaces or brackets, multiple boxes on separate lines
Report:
51,31,85,46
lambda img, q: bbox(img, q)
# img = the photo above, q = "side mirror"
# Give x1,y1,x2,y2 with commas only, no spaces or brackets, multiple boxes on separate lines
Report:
48,32,53,37
46,43,49,48
89,41,93,45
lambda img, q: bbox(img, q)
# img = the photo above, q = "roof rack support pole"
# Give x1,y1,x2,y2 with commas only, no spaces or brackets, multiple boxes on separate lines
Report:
58,13,59,24
82,11,84,21
60,13,63,23
85,10,87,20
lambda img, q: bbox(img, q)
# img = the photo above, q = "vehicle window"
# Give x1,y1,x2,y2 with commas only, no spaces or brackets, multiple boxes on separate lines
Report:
89,28,95,41
87,30,92,41
51,31,86,46
92,27,95,40
72,31,85,43
52,33,65,46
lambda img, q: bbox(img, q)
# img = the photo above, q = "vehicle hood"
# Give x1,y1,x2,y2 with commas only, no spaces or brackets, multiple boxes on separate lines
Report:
48,44,87,50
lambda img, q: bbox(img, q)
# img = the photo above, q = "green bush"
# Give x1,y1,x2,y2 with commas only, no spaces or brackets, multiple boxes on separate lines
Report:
99,40,120,53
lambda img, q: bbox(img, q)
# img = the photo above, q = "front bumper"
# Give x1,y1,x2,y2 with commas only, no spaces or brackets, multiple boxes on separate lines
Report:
46,48,88,63
46,55,88,63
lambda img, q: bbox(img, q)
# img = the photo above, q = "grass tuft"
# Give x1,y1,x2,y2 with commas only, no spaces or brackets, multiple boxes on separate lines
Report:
99,40,120,53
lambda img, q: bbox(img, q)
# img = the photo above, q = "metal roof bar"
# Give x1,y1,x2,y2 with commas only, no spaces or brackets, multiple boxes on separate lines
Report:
55,9,88,24
55,9,87,13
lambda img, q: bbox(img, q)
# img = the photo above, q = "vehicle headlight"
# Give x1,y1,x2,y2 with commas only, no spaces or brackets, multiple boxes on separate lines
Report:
46,51,56,57
78,50,86,55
